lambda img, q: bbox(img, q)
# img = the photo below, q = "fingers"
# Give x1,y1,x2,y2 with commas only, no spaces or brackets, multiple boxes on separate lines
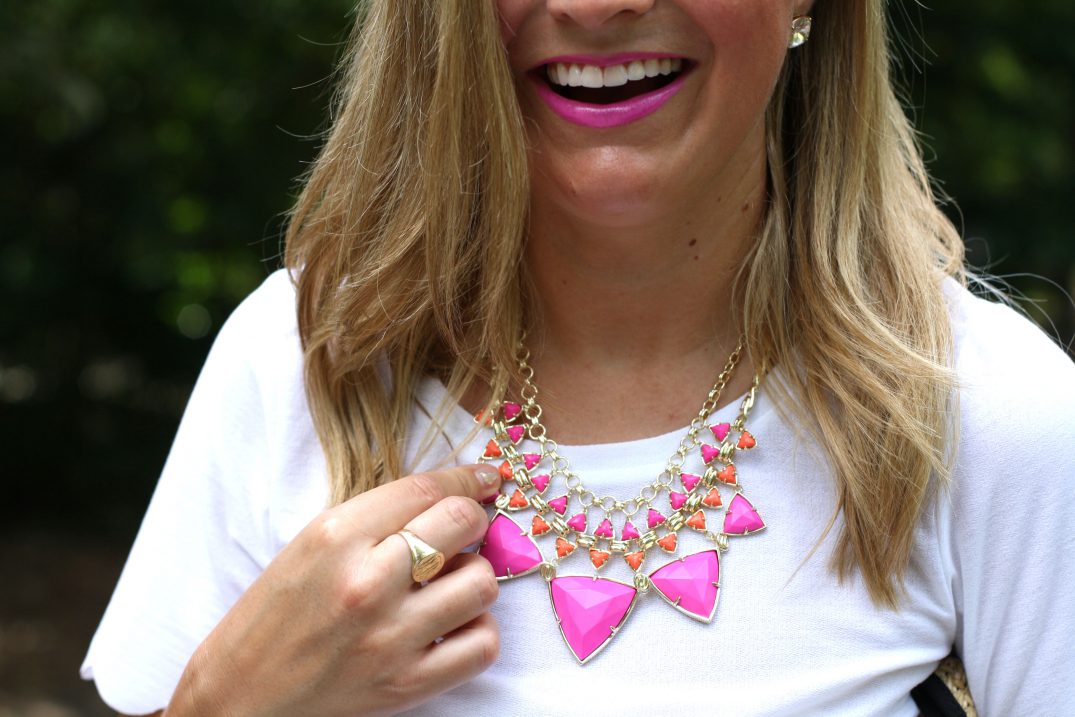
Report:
342,464,501,539
402,554,498,645
403,489,491,559
407,612,500,699
374,490,491,586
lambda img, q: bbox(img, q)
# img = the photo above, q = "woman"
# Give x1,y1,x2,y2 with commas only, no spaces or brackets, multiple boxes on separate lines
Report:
82,0,1075,714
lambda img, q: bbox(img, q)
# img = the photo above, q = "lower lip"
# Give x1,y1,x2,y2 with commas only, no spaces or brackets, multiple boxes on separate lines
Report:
531,70,689,129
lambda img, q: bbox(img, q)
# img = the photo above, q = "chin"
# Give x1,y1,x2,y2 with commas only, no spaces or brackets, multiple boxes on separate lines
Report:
533,156,677,229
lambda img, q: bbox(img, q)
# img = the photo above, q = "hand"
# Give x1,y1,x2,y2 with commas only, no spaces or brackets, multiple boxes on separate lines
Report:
165,464,503,717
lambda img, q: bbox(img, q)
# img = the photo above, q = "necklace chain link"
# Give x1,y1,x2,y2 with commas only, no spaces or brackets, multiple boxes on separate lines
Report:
514,340,749,518
476,341,767,664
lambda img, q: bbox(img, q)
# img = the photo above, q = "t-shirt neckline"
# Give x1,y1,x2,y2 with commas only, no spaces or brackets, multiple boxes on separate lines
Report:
417,374,773,470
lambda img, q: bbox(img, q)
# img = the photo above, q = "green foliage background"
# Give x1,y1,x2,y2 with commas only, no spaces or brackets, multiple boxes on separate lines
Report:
2,1,1073,543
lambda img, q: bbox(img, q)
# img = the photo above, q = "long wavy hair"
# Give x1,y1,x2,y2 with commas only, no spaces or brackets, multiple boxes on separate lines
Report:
284,0,965,607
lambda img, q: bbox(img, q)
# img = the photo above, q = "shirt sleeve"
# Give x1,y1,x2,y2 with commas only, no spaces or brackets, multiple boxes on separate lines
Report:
942,291,1075,715
80,271,293,715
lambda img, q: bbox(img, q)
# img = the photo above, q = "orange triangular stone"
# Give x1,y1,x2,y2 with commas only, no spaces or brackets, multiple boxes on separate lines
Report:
624,551,645,571
508,489,529,509
702,487,723,508
483,439,502,458
556,537,576,558
657,533,678,553
589,549,611,569
686,510,707,531
717,464,737,485
498,461,513,480
737,431,757,450
474,409,493,426
532,515,551,536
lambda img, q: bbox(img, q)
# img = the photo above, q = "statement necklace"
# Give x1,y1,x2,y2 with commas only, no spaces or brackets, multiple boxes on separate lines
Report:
475,343,766,664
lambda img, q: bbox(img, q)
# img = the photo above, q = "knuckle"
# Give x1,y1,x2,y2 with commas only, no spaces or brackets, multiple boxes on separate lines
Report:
448,465,479,494
339,575,377,614
376,641,433,700
406,473,445,511
389,666,431,702
475,619,500,669
307,512,349,550
338,558,390,615
440,495,485,536
380,656,418,698
472,562,499,609
357,624,392,659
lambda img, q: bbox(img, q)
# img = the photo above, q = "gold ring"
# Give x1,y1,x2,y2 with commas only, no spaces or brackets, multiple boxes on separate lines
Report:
396,529,445,583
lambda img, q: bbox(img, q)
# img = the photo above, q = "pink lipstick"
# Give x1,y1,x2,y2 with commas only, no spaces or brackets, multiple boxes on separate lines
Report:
530,54,691,129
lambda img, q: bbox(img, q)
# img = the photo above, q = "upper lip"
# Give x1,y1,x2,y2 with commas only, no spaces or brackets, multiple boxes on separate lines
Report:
530,52,689,71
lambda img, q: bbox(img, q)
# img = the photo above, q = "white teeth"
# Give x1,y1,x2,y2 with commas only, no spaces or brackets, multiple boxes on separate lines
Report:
568,64,583,87
603,65,628,87
547,58,685,88
580,65,603,88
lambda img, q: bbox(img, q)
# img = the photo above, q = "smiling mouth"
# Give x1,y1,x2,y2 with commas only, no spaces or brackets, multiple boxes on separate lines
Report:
541,58,687,105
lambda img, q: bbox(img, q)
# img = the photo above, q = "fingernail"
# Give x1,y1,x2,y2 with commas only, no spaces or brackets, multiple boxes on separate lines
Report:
474,465,500,488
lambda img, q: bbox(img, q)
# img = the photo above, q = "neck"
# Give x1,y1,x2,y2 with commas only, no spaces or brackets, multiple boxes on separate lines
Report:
525,149,765,368
508,150,766,444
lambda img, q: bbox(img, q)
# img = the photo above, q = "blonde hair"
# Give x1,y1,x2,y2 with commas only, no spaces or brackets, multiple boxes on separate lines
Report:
285,0,964,607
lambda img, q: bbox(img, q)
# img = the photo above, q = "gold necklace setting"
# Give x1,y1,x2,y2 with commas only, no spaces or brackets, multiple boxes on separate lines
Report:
475,344,765,664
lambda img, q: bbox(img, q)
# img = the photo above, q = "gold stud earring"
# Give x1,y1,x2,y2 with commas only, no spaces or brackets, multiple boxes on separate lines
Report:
788,16,812,49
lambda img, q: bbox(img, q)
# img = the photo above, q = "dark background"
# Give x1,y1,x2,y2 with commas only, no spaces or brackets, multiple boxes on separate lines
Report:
2,1,1073,713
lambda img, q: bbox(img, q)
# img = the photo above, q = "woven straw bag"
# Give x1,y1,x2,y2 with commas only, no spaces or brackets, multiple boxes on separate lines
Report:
912,654,977,716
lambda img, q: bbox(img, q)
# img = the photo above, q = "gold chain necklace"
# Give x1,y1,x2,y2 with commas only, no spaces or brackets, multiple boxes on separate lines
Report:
476,342,766,664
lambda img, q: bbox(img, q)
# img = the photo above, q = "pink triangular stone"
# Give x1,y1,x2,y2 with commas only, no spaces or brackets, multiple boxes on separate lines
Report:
523,453,541,470
711,422,731,442
620,521,640,541
669,491,688,510
530,474,550,493
681,473,702,492
649,550,720,622
479,513,542,579
647,508,667,529
700,444,721,465
594,518,614,538
503,402,522,421
548,495,569,515
505,425,526,444
723,494,765,535
566,512,587,532
550,576,636,663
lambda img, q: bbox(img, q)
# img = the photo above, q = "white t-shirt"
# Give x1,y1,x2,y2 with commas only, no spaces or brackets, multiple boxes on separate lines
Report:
81,269,1075,716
